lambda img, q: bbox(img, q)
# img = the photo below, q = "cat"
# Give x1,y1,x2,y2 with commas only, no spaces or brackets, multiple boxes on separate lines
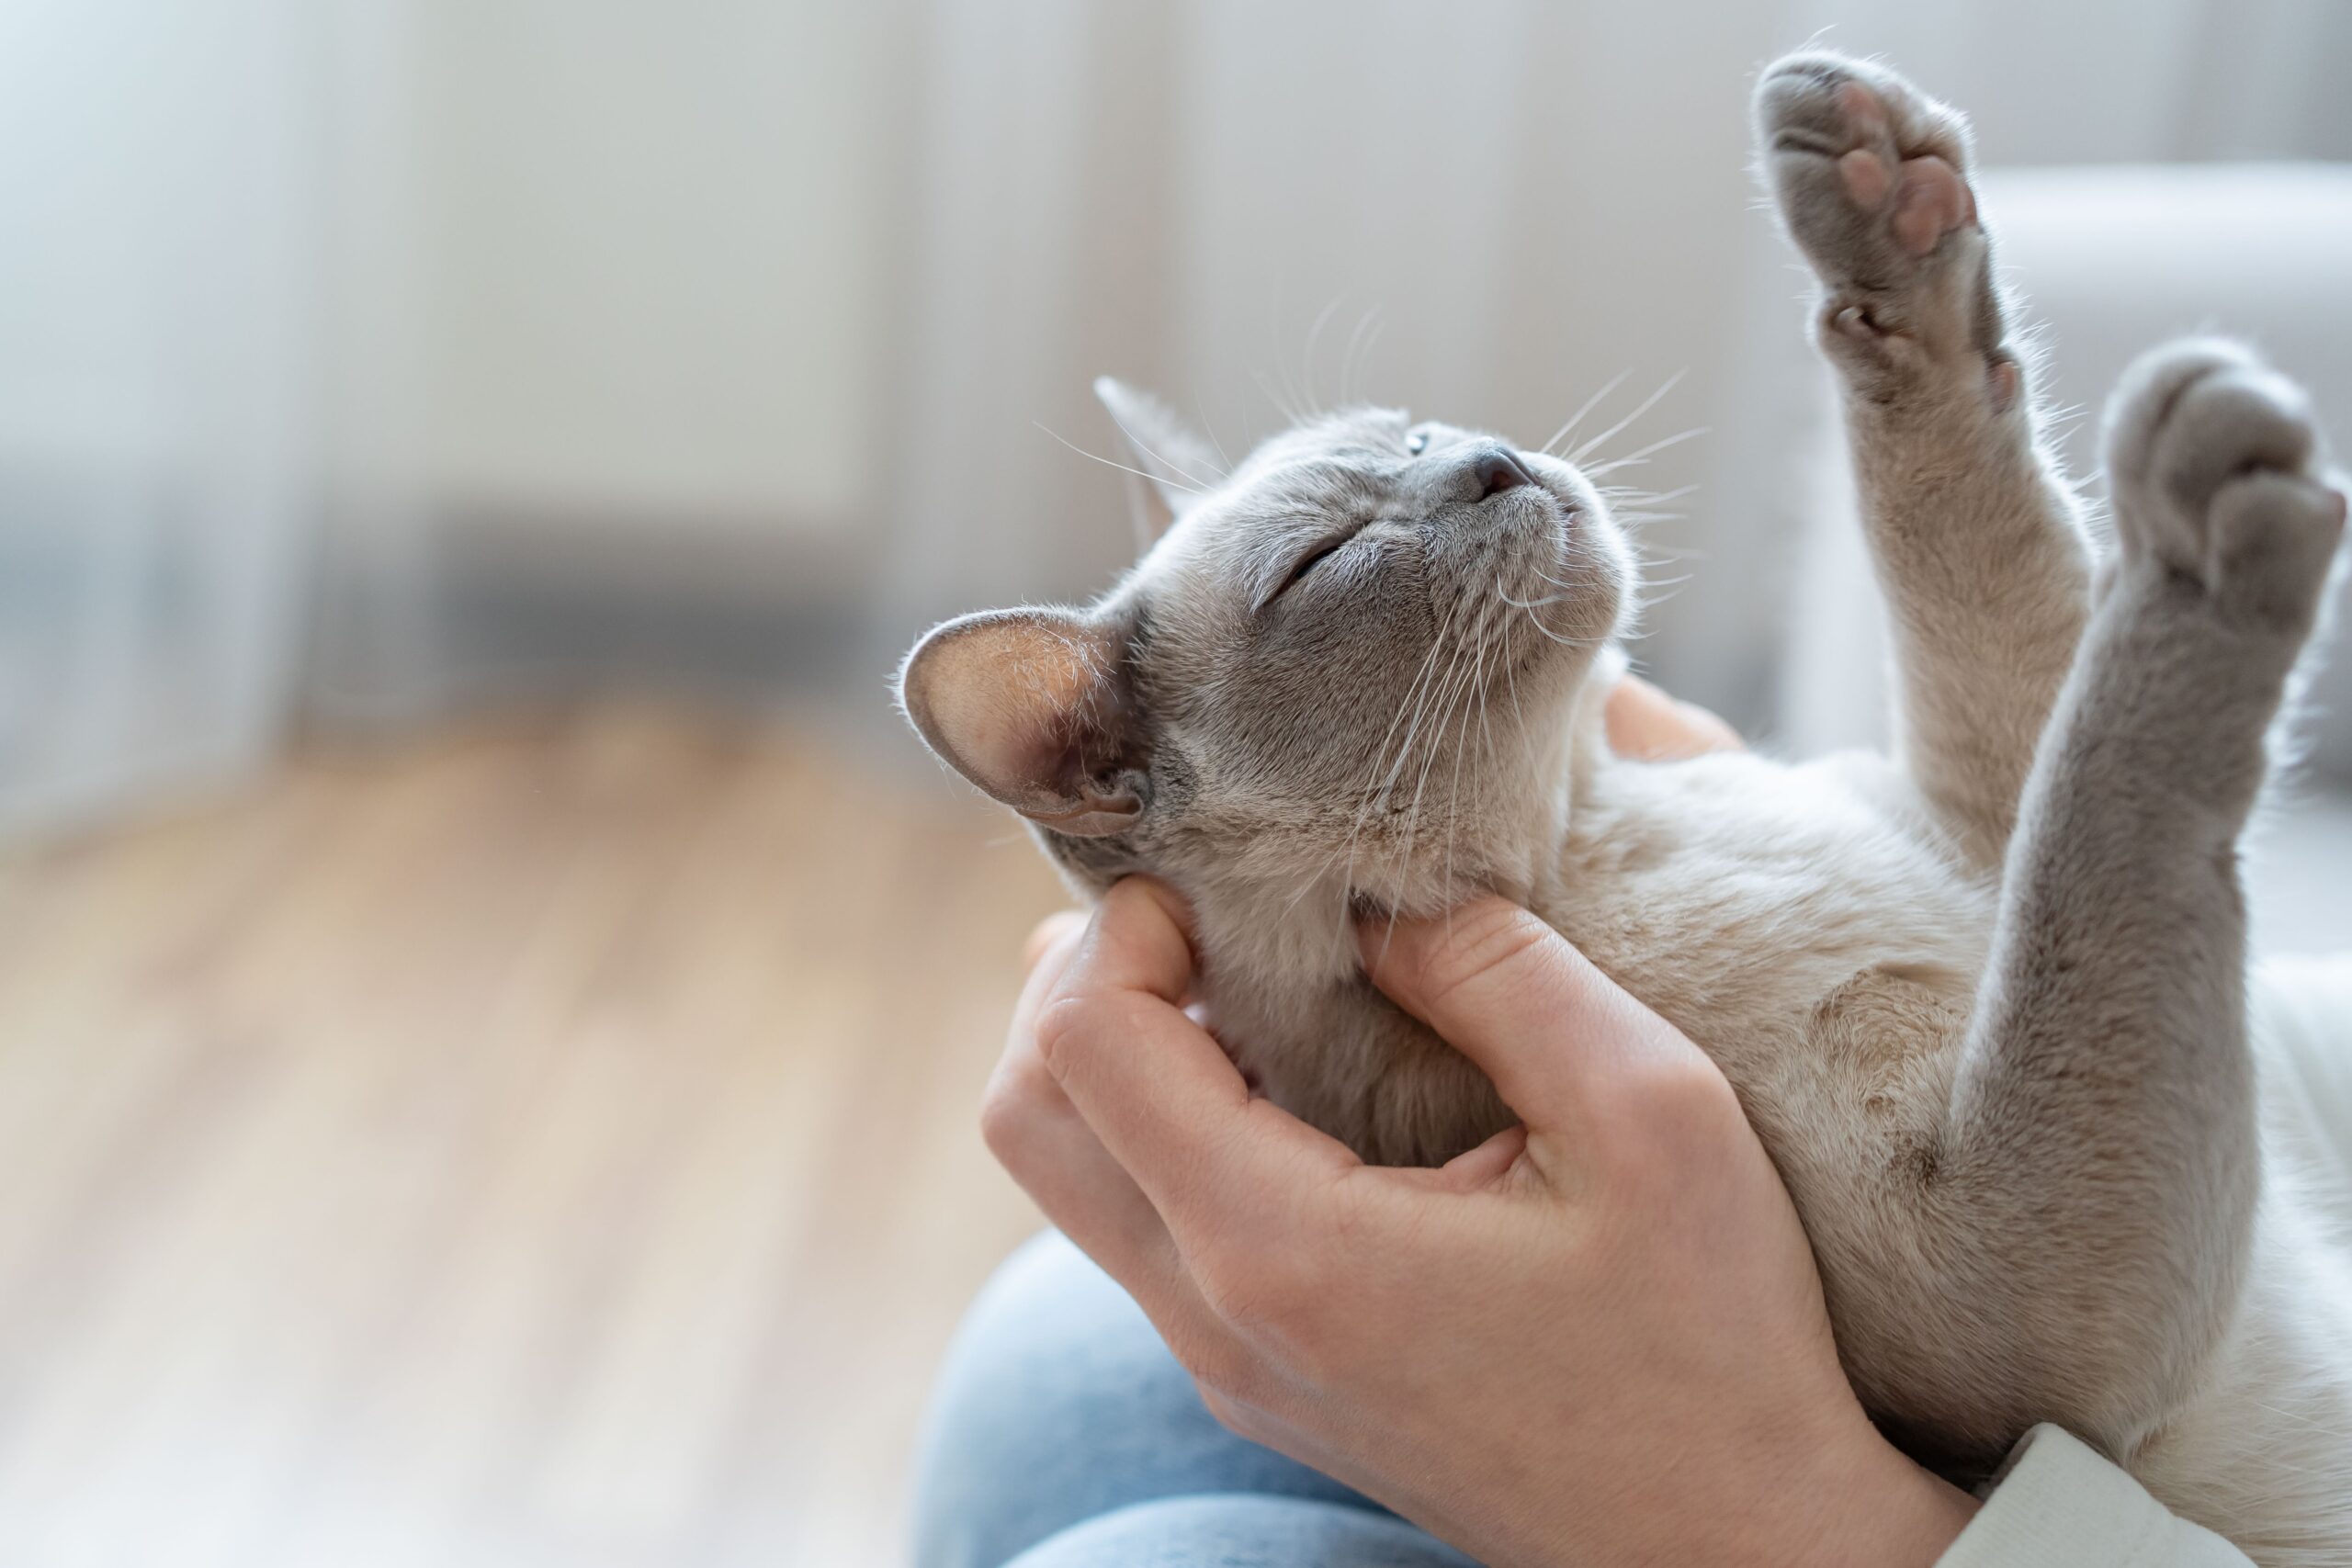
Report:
898,51,2352,1563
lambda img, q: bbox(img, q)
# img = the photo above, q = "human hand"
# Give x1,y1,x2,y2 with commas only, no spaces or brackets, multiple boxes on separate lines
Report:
1605,671,1744,761
985,882,1975,1568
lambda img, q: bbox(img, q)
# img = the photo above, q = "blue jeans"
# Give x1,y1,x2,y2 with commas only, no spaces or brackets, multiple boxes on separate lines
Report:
910,1231,1479,1568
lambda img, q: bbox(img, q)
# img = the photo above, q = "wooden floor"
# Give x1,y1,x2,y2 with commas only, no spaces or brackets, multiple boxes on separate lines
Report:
0,708,1066,1567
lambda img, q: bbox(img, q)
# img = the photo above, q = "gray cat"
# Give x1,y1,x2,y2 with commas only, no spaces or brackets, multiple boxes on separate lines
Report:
899,52,2352,1561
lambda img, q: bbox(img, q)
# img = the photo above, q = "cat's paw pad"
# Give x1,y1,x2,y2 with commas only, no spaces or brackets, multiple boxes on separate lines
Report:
1755,52,1990,355
2104,338,2345,629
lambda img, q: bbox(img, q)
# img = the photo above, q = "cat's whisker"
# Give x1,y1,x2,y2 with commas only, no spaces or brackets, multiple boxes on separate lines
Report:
1596,479,1693,497
1501,630,1536,832
1035,423,1207,494
1316,592,1471,911
1316,643,1448,907
1567,368,1687,465
1498,585,1580,610
1340,306,1383,408
1254,368,1306,428
1367,593,1467,801
1301,297,1343,416
1396,630,1480,893
1263,292,1303,424
1510,600,1611,649
1582,425,1709,478
1194,392,1238,474
1096,409,1220,491
1540,368,1633,457
1442,637,1477,919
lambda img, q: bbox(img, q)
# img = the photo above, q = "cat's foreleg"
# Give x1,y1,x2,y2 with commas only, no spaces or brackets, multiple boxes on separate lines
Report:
1932,340,2343,1450
1756,53,2091,866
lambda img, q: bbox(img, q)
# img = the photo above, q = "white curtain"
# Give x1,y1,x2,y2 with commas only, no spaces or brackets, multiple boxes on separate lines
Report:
0,0,322,834
6,0,2347,835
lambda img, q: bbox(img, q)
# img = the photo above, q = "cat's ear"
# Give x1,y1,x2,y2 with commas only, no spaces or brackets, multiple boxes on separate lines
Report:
898,607,1147,837
1093,377,1222,543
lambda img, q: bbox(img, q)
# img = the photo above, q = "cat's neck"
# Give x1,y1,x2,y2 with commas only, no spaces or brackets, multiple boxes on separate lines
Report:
1185,665,1614,1001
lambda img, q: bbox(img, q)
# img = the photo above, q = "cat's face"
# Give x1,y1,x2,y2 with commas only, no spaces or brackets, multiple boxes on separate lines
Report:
900,381,1634,913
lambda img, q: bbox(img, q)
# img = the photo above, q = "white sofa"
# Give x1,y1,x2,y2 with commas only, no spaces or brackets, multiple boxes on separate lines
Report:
1775,164,2352,954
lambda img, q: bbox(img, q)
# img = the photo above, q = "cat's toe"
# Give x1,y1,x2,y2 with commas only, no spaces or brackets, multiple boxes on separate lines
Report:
1755,51,1988,352
1758,51,1971,173
2104,338,2345,629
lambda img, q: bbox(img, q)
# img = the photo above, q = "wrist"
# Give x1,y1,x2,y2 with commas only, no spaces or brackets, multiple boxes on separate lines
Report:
1802,1416,1979,1568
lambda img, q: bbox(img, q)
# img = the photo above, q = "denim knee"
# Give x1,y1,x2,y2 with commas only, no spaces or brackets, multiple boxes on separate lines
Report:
1004,1495,1478,1568
910,1232,1365,1568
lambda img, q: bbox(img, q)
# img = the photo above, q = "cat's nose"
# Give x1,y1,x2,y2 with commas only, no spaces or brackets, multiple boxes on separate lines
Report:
1470,446,1534,500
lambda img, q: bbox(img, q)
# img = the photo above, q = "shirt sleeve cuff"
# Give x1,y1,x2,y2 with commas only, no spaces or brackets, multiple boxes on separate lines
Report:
1934,1425,2252,1568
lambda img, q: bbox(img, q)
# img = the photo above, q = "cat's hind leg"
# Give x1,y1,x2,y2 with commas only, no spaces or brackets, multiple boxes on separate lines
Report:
1911,341,2343,1458
1756,53,2092,866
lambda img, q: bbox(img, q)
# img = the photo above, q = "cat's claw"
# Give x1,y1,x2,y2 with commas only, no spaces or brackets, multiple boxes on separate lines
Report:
2105,339,2346,633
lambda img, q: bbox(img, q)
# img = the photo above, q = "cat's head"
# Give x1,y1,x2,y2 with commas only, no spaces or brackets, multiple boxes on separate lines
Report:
898,378,1636,920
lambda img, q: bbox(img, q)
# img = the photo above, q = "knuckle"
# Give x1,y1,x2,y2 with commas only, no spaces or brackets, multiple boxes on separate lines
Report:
974,1068,1037,1167
1195,1385,1269,1443
1027,990,1094,1077
1029,988,1148,1081
1193,1249,1278,1330
1197,1243,1313,1337
1166,1325,1254,1402
1196,1238,1352,1379
1592,1055,1745,1181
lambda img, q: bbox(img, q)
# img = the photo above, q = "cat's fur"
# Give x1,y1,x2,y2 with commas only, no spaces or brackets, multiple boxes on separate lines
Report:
899,52,2352,1562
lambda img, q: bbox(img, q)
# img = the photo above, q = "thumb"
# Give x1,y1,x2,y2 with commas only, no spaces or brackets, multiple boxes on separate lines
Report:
1358,897,1698,1139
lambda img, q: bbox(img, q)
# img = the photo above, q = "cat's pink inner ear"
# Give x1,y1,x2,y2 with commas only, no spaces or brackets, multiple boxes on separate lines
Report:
900,610,1140,834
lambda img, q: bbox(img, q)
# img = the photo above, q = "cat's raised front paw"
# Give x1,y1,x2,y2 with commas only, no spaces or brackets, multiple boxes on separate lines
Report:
1755,52,2001,378
2104,339,2346,635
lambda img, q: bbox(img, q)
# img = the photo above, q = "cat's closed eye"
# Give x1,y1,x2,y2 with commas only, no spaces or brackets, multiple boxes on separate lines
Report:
1271,536,1350,602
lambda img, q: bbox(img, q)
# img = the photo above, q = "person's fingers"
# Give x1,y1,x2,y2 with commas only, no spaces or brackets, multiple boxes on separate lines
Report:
989,898,1265,1390
1441,1122,1530,1188
1034,878,1359,1234
1606,673,1744,761
1373,1122,1531,1195
993,908,1164,1261
980,1035,1259,1395
982,1032,1182,1286
1053,875,1195,1007
1023,908,1088,971
1358,897,1702,1145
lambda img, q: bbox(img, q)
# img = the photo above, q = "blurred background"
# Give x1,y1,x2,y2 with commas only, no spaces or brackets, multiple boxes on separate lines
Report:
3,0,2349,1562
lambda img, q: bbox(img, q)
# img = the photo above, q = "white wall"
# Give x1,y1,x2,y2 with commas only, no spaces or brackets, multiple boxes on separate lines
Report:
345,0,904,527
